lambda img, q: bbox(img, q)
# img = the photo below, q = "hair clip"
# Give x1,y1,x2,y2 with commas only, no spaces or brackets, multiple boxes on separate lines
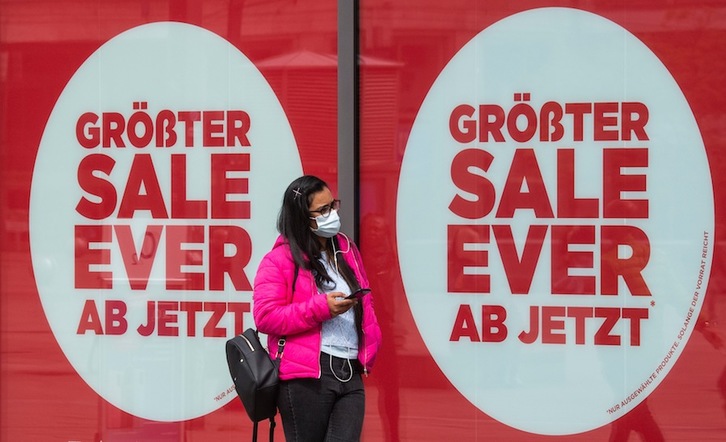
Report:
292,188,302,198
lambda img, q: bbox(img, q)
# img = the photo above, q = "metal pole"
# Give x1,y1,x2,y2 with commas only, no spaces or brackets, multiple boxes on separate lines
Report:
338,0,359,243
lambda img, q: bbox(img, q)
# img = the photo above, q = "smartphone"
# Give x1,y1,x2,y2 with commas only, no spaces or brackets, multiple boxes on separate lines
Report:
345,288,371,300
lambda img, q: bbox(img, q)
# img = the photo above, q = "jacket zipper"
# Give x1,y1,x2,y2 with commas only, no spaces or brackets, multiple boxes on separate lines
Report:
318,333,323,379
347,235,369,377
363,333,369,377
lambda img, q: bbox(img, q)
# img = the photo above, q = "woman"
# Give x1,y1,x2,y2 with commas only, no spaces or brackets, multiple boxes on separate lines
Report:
253,175,382,441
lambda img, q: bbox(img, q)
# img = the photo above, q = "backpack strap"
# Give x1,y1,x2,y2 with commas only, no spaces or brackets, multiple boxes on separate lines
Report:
268,416,276,442
251,409,277,441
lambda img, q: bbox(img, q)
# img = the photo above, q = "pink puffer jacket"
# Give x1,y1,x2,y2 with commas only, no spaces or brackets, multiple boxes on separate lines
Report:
252,234,382,380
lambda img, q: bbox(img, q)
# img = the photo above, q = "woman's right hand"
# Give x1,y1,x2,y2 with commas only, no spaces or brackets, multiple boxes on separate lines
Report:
326,292,357,317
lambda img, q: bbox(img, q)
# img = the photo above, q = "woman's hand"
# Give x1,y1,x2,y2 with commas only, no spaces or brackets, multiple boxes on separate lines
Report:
326,291,357,317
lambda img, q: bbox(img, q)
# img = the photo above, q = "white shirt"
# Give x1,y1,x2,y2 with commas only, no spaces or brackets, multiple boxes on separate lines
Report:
318,252,359,359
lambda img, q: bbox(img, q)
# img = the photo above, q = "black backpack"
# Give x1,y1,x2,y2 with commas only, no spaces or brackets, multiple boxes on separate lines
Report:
225,328,285,442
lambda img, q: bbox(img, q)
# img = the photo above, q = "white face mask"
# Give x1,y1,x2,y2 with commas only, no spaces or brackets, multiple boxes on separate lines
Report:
310,209,341,238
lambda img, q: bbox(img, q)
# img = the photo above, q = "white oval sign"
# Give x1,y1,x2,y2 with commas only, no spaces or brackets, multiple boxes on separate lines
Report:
30,22,302,421
397,7,712,435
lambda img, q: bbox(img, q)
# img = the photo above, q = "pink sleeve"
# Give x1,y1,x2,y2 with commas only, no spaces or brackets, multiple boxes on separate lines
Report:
252,251,332,336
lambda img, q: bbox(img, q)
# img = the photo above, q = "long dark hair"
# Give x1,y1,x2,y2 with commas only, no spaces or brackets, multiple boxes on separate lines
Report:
277,175,360,293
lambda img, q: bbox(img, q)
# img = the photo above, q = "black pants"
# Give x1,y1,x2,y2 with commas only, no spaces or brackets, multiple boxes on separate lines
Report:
277,353,365,441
